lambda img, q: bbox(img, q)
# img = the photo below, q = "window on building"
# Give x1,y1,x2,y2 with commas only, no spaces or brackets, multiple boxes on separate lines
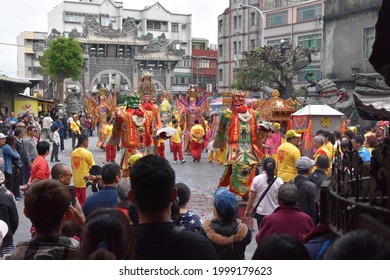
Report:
238,41,242,54
298,34,322,50
181,77,186,84
233,41,237,55
363,26,375,59
234,16,237,30
64,12,88,23
218,20,223,33
297,4,322,22
146,20,168,31
266,10,288,28
238,15,242,29
218,44,223,57
198,59,210,69
171,23,179,33
250,39,256,49
100,14,110,27
297,65,321,83
219,69,223,82
267,38,289,46
251,12,256,26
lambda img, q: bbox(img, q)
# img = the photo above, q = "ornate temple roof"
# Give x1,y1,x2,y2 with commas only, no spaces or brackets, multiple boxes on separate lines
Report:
252,89,297,121
77,34,149,46
134,52,182,61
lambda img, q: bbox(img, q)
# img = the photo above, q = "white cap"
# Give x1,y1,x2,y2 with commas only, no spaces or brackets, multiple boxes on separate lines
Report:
0,133,7,139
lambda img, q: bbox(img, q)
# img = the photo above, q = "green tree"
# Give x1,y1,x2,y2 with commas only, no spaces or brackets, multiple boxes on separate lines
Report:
40,37,84,104
232,43,317,99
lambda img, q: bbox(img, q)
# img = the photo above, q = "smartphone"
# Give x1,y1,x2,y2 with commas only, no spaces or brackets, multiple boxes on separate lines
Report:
68,185,76,205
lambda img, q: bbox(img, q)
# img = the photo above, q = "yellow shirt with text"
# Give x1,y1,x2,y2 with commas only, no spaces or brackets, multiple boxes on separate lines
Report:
276,142,301,183
190,124,205,144
71,147,95,188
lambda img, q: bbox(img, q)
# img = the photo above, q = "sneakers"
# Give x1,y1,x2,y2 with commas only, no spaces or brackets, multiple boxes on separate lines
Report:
55,159,61,162
180,160,186,164
173,161,177,164
15,196,22,201
193,157,197,162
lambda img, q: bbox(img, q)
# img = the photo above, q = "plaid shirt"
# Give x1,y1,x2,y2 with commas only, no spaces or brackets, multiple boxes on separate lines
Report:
5,235,79,260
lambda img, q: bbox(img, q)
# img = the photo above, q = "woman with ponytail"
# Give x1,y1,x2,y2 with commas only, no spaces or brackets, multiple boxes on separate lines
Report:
245,158,284,229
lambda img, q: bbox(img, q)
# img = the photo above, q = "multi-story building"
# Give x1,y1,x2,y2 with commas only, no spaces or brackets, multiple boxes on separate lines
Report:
18,0,192,97
322,0,381,83
217,0,324,94
191,38,218,94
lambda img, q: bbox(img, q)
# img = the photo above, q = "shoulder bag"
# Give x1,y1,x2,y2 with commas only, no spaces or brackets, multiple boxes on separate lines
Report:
251,176,278,218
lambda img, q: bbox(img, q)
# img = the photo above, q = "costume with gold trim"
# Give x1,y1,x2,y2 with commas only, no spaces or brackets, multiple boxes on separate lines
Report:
214,90,263,197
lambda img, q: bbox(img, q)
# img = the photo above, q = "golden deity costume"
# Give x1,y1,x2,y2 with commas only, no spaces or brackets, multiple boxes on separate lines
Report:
214,91,263,198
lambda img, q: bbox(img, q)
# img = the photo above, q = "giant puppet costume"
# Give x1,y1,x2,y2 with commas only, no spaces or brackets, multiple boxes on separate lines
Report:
138,72,162,154
109,92,146,177
213,91,264,198
176,84,210,152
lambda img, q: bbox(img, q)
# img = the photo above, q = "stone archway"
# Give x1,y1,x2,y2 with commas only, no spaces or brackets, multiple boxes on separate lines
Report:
152,79,165,92
89,69,133,92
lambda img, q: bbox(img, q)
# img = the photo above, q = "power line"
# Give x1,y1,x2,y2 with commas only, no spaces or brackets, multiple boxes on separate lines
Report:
0,42,26,47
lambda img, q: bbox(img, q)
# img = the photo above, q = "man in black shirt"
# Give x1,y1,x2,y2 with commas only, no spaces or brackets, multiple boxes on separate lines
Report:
129,155,218,260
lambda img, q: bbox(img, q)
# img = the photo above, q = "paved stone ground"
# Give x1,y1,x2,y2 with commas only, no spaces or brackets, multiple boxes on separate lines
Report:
13,132,257,259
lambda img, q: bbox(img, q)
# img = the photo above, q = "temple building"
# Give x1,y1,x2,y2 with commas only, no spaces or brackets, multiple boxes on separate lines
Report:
17,1,192,100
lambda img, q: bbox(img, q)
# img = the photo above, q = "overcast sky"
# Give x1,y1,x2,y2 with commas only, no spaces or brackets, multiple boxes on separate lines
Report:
0,0,228,77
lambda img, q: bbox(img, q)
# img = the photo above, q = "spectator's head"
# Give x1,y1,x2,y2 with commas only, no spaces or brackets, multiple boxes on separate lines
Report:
117,178,131,203
345,130,355,140
333,130,341,140
213,188,238,221
263,157,276,184
129,155,176,213
79,208,134,260
286,130,301,146
194,119,200,125
315,154,330,171
37,141,51,156
101,162,121,186
351,135,364,151
252,234,310,260
27,125,38,136
364,125,372,133
51,163,72,186
13,127,23,138
313,135,325,149
277,183,298,206
340,139,350,152
316,129,324,136
322,131,333,144
77,135,89,148
295,156,315,175
175,183,191,208
324,229,390,260
366,135,379,148
24,179,71,233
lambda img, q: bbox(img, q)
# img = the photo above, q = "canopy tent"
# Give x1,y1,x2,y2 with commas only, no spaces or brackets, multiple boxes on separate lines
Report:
291,105,345,157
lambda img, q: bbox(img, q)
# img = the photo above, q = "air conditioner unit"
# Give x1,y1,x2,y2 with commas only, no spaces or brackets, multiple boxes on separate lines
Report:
182,24,187,29
181,41,188,45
